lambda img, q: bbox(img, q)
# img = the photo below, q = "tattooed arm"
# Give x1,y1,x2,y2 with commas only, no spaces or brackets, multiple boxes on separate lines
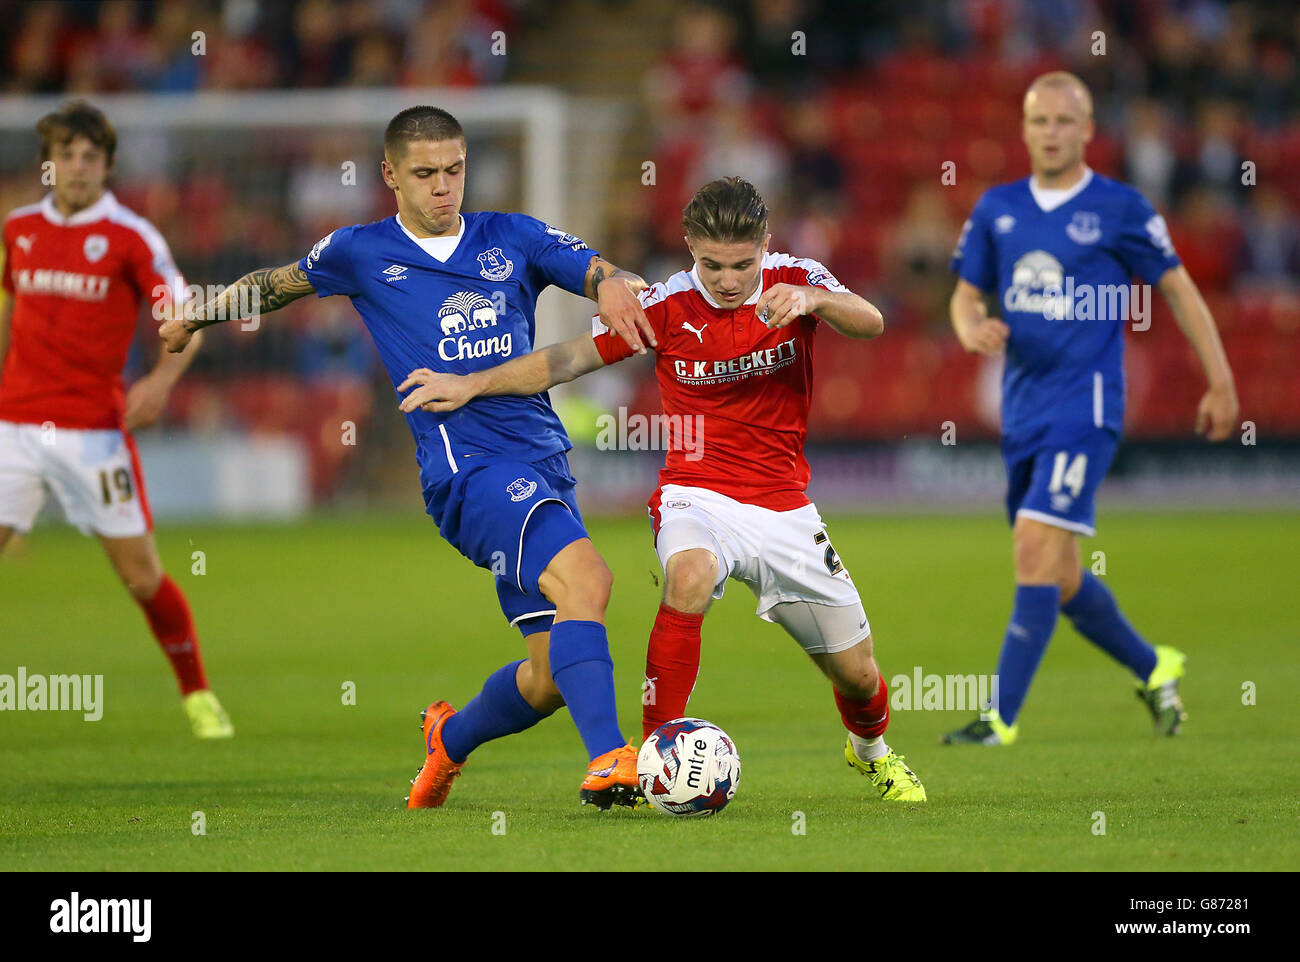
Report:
158,261,316,354
582,256,644,300
582,255,656,355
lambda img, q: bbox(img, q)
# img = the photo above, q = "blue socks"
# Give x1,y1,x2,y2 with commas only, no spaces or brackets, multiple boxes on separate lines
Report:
441,660,548,763
438,623,625,764
1062,573,1158,681
991,576,1158,727
549,620,625,760
993,585,1060,726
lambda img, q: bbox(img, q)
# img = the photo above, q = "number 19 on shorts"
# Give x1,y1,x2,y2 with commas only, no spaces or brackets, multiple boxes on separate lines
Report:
98,467,134,505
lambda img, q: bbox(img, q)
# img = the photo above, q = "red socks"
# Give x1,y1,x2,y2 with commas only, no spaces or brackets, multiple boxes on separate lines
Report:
642,603,704,740
835,674,889,738
139,575,209,696
641,600,889,743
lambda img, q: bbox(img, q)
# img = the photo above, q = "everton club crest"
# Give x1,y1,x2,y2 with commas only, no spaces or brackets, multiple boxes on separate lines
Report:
507,478,537,502
1065,211,1102,245
478,247,513,281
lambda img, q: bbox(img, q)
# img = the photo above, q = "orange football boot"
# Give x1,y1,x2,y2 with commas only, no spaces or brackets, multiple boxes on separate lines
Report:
406,701,464,809
579,742,643,810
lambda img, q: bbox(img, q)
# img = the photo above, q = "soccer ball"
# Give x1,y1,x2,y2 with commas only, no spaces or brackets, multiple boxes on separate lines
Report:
637,718,741,817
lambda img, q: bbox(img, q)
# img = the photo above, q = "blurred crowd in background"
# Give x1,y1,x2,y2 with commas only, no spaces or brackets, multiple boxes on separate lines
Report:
1,0,1297,502
611,0,1300,449
1,0,531,91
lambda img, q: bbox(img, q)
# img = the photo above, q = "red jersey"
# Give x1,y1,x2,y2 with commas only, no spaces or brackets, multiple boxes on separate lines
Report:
592,251,850,511
0,191,184,429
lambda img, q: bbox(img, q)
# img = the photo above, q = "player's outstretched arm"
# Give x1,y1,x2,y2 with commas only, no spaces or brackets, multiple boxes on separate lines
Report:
584,256,655,355
1157,265,1239,441
158,261,315,354
949,278,1009,355
124,322,203,431
398,335,606,415
757,283,884,339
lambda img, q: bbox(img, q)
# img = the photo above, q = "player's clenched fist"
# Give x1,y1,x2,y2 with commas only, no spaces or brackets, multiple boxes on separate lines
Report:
398,368,477,414
1195,384,1239,442
755,284,813,329
955,315,1010,356
159,314,194,354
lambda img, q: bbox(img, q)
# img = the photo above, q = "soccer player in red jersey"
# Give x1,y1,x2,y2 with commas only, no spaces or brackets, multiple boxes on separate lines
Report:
0,101,232,738
399,178,926,801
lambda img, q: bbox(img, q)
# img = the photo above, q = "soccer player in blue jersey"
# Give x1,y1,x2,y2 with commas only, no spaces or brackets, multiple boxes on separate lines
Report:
160,106,659,808
943,72,1239,745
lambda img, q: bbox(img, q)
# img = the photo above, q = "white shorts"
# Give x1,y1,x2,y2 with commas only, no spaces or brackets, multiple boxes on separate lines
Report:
650,484,868,650
0,420,152,538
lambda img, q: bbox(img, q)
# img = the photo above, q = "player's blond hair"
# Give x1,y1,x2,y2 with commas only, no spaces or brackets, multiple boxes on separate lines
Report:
1023,71,1094,118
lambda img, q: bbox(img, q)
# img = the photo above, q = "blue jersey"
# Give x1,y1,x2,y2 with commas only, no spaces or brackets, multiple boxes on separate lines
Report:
950,170,1180,440
299,211,597,472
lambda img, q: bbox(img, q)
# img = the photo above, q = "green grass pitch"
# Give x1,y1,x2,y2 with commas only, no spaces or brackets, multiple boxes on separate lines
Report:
2,510,1297,871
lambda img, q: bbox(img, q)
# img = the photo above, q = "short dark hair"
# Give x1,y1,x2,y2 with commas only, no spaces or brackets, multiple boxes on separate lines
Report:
37,100,116,166
682,177,768,244
384,105,465,159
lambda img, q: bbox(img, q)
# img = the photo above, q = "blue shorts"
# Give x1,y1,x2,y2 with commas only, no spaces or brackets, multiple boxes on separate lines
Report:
418,446,588,636
1002,425,1119,536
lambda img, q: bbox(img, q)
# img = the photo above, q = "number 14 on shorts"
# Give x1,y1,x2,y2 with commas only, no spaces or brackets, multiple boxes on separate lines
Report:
1048,451,1088,497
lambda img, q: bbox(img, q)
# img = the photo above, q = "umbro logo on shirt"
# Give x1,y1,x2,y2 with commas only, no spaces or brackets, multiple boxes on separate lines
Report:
15,234,34,253
994,215,1016,234
382,264,409,282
